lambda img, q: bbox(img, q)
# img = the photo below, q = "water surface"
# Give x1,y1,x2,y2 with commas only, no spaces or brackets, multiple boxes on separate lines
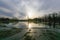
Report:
0,22,60,40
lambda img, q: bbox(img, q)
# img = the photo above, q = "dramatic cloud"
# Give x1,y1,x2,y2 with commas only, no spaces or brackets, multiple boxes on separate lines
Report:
0,0,60,19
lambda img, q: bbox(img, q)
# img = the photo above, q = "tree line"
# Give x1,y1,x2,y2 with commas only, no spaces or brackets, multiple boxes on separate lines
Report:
31,12,60,24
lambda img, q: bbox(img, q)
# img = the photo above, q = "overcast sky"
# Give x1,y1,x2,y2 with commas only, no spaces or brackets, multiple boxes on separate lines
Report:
0,0,60,19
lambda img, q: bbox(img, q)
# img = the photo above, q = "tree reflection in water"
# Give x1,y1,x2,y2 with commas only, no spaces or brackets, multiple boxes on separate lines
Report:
0,22,60,40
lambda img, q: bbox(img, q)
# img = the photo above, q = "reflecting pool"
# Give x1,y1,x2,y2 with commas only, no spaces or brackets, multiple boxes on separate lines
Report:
0,22,60,40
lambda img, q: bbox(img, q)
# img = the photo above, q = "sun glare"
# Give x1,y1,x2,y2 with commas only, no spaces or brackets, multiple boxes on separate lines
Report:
28,10,34,19
26,6,38,19
29,23,32,29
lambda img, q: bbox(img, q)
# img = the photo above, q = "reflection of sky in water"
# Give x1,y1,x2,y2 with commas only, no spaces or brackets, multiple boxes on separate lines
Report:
28,23,45,29
0,22,60,30
0,22,60,40
7,22,28,28
5,22,45,29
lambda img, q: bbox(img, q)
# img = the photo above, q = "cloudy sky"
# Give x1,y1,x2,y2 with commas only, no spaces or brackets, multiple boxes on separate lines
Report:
0,0,60,19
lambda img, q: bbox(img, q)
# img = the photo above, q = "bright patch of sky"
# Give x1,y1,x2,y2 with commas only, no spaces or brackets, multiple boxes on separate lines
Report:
0,0,60,19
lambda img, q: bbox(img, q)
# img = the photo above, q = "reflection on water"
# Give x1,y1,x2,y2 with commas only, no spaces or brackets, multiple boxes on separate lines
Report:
0,22,60,40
